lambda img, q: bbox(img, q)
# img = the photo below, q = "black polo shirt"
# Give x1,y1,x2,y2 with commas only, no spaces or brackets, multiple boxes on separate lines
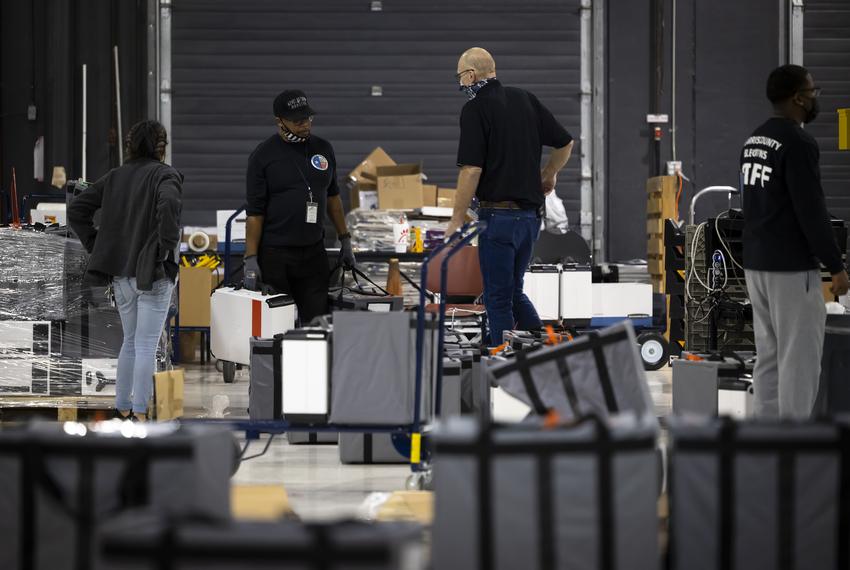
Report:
246,134,340,248
456,79,573,210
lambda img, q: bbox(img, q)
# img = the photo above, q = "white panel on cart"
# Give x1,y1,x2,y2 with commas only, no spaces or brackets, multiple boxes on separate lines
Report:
282,336,330,417
560,269,593,320
591,283,653,318
216,210,247,242
524,268,560,321
718,385,754,418
210,288,297,366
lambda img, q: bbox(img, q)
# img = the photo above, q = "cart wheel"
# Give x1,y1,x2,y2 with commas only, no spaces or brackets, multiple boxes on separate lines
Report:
222,361,237,383
406,471,432,491
638,332,669,371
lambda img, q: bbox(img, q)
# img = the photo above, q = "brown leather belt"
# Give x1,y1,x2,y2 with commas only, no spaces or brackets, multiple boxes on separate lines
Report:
478,200,522,209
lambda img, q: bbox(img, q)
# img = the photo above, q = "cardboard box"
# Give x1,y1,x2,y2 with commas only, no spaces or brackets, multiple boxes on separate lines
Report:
422,184,438,207
347,147,396,186
376,491,434,524
178,266,224,327
437,187,457,208
377,164,424,210
231,484,294,521
350,186,379,210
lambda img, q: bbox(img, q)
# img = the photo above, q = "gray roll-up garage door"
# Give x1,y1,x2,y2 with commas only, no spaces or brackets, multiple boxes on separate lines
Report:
171,0,581,227
804,0,850,224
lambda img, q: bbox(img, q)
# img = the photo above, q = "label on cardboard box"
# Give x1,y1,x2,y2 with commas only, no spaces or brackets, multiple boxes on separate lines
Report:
359,190,379,210
377,164,424,210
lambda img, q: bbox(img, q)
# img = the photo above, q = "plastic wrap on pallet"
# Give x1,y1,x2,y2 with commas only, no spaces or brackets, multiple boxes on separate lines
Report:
0,227,89,321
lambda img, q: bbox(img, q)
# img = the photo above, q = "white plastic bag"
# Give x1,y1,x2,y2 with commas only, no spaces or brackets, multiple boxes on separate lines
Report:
543,191,569,233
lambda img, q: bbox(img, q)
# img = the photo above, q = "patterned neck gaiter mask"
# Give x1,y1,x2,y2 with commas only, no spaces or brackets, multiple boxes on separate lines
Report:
459,78,493,100
280,125,307,143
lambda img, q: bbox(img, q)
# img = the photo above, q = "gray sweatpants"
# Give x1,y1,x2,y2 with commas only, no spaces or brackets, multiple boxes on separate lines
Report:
745,269,826,418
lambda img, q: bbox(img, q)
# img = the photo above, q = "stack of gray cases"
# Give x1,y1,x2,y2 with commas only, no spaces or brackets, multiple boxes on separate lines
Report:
338,359,464,464
248,336,337,444
667,416,850,570
485,321,653,421
432,414,660,570
332,311,438,463
814,314,850,415
101,511,426,570
0,423,235,570
671,357,754,417
331,311,437,425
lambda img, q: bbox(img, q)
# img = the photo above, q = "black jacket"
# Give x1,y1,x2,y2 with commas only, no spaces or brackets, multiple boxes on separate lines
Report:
68,158,183,290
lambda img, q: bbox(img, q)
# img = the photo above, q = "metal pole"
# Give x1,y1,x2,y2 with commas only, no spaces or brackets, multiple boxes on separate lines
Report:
159,0,172,164
147,0,159,119
591,0,606,261
579,0,593,244
114,46,124,164
82,64,87,180
789,0,804,65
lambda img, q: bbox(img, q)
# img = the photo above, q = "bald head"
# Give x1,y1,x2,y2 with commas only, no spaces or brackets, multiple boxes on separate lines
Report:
458,47,496,79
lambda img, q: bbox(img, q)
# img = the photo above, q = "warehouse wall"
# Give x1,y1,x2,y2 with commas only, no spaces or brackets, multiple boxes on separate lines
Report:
606,0,780,261
804,0,850,225
0,0,149,221
169,0,583,227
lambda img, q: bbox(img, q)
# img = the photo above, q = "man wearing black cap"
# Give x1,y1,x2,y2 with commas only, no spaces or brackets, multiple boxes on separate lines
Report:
244,90,355,323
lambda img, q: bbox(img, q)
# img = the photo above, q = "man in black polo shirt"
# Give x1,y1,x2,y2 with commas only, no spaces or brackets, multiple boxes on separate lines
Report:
447,47,574,345
741,65,849,418
244,90,355,324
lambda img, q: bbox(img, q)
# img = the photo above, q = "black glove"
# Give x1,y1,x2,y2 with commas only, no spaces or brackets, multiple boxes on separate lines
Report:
339,236,356,268
243,255,262,291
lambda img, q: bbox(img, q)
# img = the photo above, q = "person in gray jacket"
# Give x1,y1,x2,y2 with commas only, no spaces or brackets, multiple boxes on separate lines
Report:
69,120,182,421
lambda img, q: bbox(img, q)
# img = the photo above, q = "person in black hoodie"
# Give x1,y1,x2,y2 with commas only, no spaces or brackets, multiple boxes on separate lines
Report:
741,65,849,418
69,120,182,421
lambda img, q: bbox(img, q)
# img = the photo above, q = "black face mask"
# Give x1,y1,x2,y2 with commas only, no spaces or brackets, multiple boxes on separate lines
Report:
803,97,820,124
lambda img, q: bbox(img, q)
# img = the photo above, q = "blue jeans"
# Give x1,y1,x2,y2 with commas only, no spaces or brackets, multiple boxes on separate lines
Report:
113,277,174,414
477,208,543,345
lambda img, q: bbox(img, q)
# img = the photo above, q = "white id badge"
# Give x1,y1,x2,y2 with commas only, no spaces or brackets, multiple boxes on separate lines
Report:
305,201,319,224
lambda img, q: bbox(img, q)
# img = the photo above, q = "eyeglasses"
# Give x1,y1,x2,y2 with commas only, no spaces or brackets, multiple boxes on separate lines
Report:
455,69,474,81
285,116,314,126
799,86,822,97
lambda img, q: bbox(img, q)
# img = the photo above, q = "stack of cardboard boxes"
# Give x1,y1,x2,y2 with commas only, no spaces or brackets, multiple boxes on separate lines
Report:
347,147,456,211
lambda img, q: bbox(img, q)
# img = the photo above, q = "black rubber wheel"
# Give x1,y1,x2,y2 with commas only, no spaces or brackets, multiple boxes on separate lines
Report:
637,332,669,371
222,361,237,383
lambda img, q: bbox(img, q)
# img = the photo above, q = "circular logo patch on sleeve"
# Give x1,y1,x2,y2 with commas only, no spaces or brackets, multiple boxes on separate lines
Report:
311,154,329,171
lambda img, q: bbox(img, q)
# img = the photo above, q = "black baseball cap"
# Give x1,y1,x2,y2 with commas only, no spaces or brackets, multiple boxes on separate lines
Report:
273,89,317,121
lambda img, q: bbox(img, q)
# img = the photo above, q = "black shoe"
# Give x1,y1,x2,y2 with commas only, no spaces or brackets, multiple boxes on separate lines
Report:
113,409,131,420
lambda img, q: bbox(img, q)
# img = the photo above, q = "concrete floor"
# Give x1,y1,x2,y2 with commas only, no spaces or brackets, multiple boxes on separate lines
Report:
182,360,673,520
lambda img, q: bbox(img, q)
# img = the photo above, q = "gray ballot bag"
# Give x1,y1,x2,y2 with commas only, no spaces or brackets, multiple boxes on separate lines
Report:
667,416,850,570
432,414,660,570
330,311,437,425
486,321,654,421
101,511,426,570
0,423,235,570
